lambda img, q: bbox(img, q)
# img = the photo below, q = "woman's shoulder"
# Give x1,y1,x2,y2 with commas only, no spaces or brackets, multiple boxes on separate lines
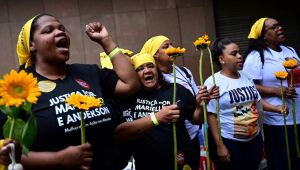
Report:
239,71,252,81
246,50,261,59
204,71,222,84
280,45,297,54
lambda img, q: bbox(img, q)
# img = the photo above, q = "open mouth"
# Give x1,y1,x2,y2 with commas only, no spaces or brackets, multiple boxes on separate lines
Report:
56,38,69,50
144,75,154,81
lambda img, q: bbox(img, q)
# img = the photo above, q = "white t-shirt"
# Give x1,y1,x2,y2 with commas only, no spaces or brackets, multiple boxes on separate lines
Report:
243,46,300,125
205,71,261,142
163,66,199,139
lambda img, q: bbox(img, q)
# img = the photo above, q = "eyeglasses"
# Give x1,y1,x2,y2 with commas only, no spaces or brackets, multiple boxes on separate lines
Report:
265,23,282,31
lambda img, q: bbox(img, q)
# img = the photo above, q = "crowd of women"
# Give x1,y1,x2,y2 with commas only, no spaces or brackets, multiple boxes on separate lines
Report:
0,13,299,170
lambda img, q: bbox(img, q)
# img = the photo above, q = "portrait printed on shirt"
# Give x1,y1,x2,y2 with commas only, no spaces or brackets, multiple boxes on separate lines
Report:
229,85,259,139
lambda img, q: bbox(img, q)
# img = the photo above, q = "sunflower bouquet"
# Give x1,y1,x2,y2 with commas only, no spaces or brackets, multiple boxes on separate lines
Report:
65,93,104,144
164,47,186,170
274,70,291,170
283,59,300,158
0,70,41,170
193,34,214,170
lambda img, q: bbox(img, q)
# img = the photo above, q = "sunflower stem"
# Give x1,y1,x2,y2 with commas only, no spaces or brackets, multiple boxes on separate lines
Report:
80,111,86,144
280,80,291,170
172,57,178,170
199,48,211,170
290,71,300,158
9,117,16,139
207,48,221,142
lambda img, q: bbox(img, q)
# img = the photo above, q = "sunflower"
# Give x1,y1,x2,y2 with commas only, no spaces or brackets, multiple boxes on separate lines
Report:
194,34,211,49
283,59,298,69
165,47,186,57
274,71,288,80
0,70,41,107
65,93,104,110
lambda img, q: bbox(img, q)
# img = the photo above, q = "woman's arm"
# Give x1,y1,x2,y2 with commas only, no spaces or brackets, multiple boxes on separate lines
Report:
114,104,180,142
85,22,140,97
259,99,287,114
255,83,297,99
208,113,230,162
21,143,92,170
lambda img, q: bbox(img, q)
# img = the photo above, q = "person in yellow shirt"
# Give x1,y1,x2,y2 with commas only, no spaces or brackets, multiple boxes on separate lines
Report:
99,48,134,69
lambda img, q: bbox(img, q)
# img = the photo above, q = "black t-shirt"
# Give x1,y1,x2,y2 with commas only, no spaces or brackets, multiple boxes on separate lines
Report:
121,84,199,170
0,64,123,170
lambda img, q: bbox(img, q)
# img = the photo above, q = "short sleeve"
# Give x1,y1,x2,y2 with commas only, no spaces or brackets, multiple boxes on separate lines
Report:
106,99,126,128
242,72,262,103
118,96,136,123
97,68,119,98
288,46,299,57
243,51,263,80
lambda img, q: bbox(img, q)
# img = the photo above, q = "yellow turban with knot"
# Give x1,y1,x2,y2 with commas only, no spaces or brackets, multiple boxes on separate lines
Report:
248,18,268,39
99,48,134,69
16,16,37,68
140,35,169,57
131,53,156,70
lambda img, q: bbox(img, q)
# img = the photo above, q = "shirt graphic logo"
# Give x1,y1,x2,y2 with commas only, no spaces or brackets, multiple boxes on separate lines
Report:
75,79,90,90
233,102,259,139
38,80,56,93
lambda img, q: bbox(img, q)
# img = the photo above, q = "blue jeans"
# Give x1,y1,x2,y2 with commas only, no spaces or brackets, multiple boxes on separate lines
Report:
264,124,300,170
209,131,263,170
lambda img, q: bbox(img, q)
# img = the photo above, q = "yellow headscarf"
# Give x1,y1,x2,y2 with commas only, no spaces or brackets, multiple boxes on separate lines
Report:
140,35,169,57
131,53,156,70
248,17,268,39
99,48,134,69
16,16,37,68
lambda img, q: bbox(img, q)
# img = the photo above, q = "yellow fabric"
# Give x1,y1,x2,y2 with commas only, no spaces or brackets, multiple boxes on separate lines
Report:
248,18,268,39
131,53,155,70
0,139,7,170
16,16,37,68
140,35,169,56
99,48,134,69
99,53,113,69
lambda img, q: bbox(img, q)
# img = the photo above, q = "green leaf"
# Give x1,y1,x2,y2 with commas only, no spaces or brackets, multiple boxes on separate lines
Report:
0,106,13,116
22,101,32,115
3,118,25,142
21,143,29,155
11,107,21,117
1,106,22,118
21,115,37,155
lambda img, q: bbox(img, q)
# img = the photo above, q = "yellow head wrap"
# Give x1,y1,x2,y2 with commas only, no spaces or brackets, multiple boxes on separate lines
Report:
16,16,37,68
99,48,134,69
131,53,156,70
248,18,268,39
140,35,169,56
